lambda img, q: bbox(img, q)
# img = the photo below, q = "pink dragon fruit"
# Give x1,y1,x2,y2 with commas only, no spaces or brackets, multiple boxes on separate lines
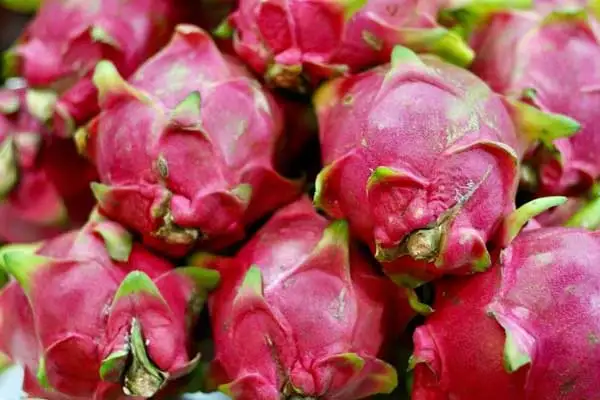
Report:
471,5,600,195
204,197,413,399
220,0,532,91
0,84,97,244
4,0,185,137
314,46,578,288
76,25,302,257
411,199,600,399
0,212,220,399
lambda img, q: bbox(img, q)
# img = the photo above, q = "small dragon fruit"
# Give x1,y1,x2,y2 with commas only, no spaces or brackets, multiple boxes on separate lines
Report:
76,25,302,257
470,5,600,195
0,83,97,244
220,0,535,91
4,0,185,137
314,46,577,288
205,197,413,400
0,212,220,399
411,199,600,399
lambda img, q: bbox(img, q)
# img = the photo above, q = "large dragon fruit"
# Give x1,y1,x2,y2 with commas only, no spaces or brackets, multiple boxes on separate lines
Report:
4,0,185,137
411,203,600,399
221,0,533,91
76,25,302,257
205,197,413,399
0,212,220,399
0,83,97,243
471,5,600,195
314,46,578,288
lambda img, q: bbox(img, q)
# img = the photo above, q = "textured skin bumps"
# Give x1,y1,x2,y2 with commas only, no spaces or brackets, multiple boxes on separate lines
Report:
471,7,600,195
5,0,183,136
225,0,477,91
411,227,600,399
314,48,520,284
207,198,413,400
0,216,219,399
0,85,97,243
78,25,301,257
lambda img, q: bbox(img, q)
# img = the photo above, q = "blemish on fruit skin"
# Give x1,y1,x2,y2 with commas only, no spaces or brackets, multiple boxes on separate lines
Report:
533,252,553,267
362,31,383,52
588,332,599,346
559,378,576,395
155,155,169,179
330,288,347,320
342,94,354,105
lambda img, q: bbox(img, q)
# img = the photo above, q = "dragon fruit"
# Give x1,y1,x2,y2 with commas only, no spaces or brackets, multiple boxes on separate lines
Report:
314,46,578,288
411,200,600,399
220,0,534,91
470,5,600,195
76,25,302,257
205,197,413,399
4,0,185,137
0,83,97,244
0,212,220,399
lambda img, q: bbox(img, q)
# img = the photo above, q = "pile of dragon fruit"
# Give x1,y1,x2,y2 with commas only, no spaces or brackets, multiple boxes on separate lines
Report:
1,0,600,398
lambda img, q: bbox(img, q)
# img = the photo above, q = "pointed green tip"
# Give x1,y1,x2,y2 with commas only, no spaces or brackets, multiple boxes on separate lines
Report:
176,266,221,291
338,0,367,19
472,249,491,272
317,220,350,253
92,60,145,105
503,331,531,373
213,19,234,38
565,197,600,230
171,91,202,128
507,99,581,148
74,127,89,156
235,266,263,302
90,25,120,48
428,29,475,67
90,182,110,203
231,183,253,207
2,49,18,80
504,196,567,245
25,89,57,123
93,222,133,262
371,362,399,394
37,356,51,390
390,46,424,69
0,137,19,200
405,288,434,315
2,252,49,293
123,319,168,397
389,273,427,289
100,349,129,382
367,166,399,189
313,165,331,211
112,271,165,305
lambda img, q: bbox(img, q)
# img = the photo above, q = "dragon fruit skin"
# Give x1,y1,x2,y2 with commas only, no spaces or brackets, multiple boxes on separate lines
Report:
0,215,220,398
77,25,301,257
4,0,183,137
411,226,600,399
205,197,413,400
225,0,483,91
471,7,600,195
0,85,97,244
313,47,524,286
